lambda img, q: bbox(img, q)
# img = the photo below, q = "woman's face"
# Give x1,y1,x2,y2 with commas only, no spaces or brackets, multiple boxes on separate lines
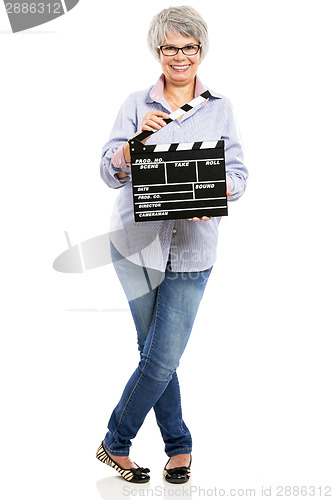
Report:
159,32,201,87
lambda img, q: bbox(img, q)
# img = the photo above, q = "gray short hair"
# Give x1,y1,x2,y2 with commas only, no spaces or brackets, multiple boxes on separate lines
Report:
147,6,209,62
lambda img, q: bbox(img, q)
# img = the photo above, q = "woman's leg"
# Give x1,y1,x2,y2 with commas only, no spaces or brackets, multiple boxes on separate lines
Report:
106,243,192,456
104,245,212,456
127,288,192,457
153,371,192,457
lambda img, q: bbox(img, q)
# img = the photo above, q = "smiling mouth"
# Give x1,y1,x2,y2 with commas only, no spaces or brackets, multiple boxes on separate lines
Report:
170,65,190,72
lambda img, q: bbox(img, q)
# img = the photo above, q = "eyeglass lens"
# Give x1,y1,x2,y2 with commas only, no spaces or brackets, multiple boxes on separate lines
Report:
161,45,200,56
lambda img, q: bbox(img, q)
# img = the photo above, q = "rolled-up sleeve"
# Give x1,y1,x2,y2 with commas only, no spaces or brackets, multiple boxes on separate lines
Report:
100,95,137,189
223,98,249,201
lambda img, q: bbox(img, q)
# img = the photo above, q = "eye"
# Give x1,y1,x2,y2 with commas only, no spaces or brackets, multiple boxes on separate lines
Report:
183,45,199,55
163,45,177,53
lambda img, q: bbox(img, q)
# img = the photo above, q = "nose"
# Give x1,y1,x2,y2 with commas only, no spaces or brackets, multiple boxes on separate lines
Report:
174,49,186,61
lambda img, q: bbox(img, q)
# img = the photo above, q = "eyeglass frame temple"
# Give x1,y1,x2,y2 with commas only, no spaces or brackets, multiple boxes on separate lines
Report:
157,43,202,55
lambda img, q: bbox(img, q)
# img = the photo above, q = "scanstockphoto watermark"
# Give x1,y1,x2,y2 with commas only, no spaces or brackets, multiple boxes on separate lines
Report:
3,0,80,33
53,230,216,274
122,484,333,497
53,230,216,301
122,485,256,497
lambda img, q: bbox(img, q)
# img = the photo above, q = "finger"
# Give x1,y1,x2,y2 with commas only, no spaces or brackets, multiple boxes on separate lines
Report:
151,115,168,124
143,113,169,127
156,117,167,126
190,216,212,221
150,111,170,119
142,118,163,130
141,121,159,132
227,190,232,197
148,116,168,128
141,124,154,131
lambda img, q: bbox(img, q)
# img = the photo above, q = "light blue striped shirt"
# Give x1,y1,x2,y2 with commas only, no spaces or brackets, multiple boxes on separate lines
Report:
100,75,248,272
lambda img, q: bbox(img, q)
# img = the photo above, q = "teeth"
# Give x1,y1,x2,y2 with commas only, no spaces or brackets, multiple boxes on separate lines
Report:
171,65,190,69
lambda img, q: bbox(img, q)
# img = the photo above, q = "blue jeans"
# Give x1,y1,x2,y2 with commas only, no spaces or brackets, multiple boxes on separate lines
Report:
103,243,212,457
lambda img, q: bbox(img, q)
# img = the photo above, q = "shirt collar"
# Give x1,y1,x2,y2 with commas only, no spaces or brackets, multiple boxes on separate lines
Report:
146,74,223,104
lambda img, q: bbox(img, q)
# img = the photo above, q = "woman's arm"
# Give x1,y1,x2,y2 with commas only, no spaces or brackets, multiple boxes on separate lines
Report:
100,95,137,189
119,109,169,168
223,98,249,201
101,97,169,187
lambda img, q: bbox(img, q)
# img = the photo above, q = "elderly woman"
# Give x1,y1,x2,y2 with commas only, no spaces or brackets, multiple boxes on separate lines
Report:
96,6,248,484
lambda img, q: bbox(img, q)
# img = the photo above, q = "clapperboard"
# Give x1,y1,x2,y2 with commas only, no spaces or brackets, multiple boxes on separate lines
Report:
129,91,228,221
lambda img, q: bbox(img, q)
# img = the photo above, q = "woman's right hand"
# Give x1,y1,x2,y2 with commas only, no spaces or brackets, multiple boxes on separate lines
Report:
140,110,169,133
123,111,170,163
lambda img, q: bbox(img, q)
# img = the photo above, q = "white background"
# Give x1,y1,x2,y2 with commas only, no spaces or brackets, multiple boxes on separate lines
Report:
1,1,332,499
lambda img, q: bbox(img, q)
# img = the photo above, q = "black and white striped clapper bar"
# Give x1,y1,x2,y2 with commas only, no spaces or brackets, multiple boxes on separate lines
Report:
128,91,228,221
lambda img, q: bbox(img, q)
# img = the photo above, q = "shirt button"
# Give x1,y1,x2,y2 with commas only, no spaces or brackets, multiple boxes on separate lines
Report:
173,229,177,234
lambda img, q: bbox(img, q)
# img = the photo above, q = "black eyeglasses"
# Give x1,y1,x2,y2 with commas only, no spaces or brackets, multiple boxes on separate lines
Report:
158,44,202,56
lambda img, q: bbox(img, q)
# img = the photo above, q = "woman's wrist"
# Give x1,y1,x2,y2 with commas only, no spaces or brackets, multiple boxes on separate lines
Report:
111,143,130,178
115,125,153,175
123,142,131,163
115,170,129,179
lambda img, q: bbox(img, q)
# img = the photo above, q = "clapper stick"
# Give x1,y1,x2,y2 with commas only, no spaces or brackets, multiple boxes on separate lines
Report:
130,90,212,145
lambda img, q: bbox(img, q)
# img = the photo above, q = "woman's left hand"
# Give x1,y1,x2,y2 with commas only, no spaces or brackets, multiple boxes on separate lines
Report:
188,186,232,221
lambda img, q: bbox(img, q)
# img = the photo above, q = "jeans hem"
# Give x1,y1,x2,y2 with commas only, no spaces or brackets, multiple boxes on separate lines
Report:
167,447,192,458
103,439,130,457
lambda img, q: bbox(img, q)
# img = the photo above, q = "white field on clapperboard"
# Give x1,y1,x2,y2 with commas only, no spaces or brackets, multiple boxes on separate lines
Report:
1,1,332,500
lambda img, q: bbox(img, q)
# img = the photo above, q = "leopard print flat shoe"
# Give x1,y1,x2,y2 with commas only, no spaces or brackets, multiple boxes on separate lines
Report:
96,442,150,483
